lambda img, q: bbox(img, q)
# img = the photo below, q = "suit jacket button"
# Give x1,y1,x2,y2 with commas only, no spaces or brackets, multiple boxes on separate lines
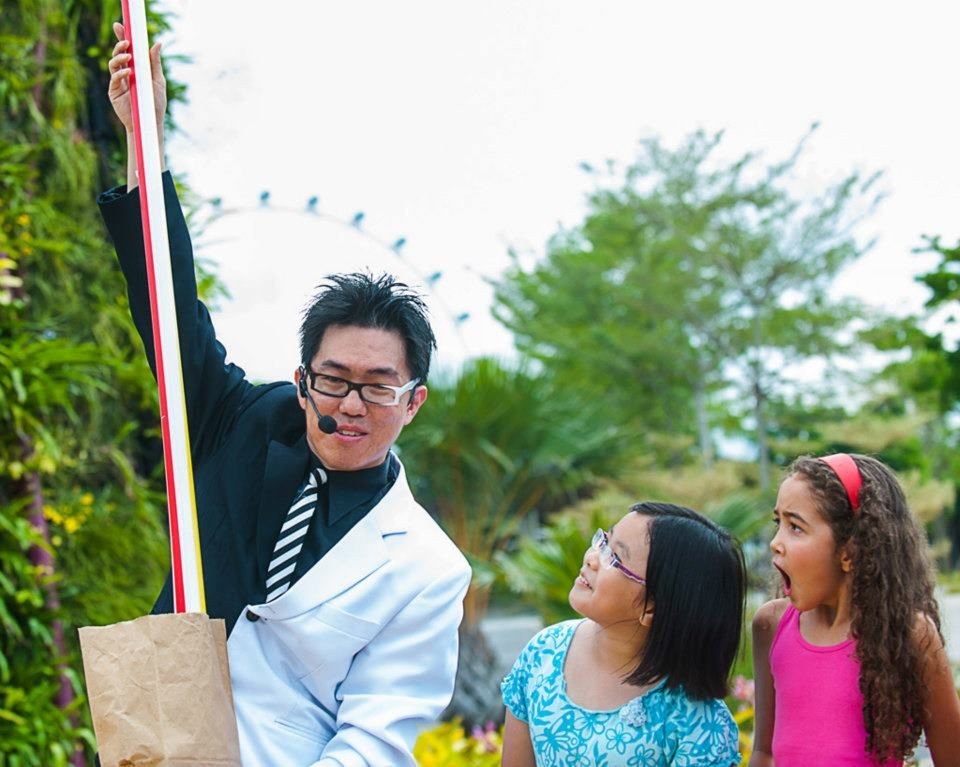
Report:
245,609,260,622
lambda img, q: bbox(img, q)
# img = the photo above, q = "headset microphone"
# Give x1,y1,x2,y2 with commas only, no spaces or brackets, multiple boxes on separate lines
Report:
315,411,338,435
298,368,338,435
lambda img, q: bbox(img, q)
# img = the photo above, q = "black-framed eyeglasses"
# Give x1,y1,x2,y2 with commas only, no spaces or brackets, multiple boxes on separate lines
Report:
304,368,419,406
591,528,646,584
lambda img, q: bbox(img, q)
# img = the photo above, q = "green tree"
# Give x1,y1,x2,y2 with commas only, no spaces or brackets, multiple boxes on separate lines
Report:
494,128,881,490
866,236,960,565
916,237,960,312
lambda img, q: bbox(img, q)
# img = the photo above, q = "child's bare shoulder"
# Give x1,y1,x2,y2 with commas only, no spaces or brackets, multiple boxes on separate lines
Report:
911,610,946,653
752,598,790,637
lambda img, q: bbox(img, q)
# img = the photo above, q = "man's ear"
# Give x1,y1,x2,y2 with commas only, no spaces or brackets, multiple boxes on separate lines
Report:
403,385,428,426
293,367,307,410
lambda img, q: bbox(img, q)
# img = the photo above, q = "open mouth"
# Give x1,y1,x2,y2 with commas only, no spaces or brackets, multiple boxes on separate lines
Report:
575,571,592,590
774,563,792,596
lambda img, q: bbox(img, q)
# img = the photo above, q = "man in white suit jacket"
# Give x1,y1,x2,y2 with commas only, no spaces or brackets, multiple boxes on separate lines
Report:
102,29,471,766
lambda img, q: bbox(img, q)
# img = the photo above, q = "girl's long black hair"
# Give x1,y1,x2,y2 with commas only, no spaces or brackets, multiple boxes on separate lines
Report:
624,502,746,701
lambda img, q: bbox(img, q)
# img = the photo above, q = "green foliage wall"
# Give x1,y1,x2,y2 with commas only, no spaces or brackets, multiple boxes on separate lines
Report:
1,2,185,763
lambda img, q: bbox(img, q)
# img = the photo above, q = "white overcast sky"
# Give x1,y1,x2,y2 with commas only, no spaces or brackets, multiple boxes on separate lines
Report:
158,1,960,382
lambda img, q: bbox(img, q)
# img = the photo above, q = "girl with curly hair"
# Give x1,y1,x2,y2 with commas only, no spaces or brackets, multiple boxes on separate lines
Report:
501,502,746,766
750,454,960,766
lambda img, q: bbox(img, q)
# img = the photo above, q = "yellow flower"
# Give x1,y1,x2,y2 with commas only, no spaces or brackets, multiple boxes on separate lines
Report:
16,213,29,226
734,705,754,759
414,719,503,766
43,505,64,525
80,493,94,506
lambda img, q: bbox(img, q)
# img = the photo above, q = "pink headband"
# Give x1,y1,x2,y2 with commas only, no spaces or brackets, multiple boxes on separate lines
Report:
819,453,862,514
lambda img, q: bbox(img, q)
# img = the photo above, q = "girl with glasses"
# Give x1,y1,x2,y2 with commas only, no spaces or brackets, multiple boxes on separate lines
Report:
501,502,746,767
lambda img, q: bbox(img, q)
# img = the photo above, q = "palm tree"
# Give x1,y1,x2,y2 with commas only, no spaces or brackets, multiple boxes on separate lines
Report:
398,357,624,723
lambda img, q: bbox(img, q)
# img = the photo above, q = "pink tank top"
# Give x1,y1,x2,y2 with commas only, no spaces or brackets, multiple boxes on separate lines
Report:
769,605,901,767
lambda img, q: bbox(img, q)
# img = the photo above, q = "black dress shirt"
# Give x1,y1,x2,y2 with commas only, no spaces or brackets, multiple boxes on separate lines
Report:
290,454,399,586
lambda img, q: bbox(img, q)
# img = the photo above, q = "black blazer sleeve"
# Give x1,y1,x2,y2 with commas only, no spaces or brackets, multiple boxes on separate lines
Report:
97,172,250,459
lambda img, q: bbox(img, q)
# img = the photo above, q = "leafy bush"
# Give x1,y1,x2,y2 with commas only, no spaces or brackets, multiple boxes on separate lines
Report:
497,486,770,625
496,501,616,625
0,502,93,766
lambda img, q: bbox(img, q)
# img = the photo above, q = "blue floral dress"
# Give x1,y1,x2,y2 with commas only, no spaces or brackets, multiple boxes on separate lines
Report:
501,620,740,767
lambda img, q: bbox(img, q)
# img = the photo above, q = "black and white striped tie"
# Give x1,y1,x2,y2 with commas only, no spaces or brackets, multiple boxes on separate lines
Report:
265,467,327,601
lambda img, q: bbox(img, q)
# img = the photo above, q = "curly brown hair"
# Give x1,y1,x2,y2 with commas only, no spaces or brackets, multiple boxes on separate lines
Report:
789,454,941,761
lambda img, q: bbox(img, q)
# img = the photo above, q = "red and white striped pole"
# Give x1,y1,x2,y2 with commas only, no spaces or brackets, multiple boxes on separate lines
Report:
120,0,206,614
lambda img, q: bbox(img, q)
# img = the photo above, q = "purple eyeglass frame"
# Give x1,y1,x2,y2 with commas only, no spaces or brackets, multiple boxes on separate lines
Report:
591,528,646,584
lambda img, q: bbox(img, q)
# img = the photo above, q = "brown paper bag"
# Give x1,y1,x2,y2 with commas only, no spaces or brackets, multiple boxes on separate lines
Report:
79,613,242,767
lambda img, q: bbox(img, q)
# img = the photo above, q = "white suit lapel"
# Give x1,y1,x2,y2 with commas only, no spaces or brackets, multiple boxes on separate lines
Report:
252,456,414,621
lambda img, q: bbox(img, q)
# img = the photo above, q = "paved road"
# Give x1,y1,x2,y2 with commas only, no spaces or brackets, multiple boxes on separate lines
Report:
939,589,960,663
480,613,544,685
